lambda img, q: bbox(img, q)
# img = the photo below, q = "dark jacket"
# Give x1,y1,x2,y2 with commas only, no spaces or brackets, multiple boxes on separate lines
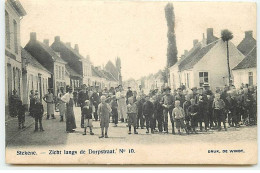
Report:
34,102,44,117
78,90,89,105
82,106,93,119
142,101,154,116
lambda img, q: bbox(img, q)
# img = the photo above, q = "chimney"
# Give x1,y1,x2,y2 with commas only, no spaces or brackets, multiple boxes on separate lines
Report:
245,31,253,38
184,50,188,55
207,28,214,44
43,39,49,46
55,36,60,42
30,32,36,41
74,44,79,53
66,42,71,47
193,39,198,47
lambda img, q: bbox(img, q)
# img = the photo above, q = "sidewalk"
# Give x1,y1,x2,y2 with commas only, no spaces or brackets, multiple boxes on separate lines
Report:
5,112,35,144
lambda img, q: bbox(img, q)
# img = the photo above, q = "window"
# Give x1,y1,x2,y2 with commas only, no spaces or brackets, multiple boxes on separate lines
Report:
59,66,61,80
13,20,18,54
186,73,190,88
61,66,64,79
55,65,58,79
199,72,208,87
5,11,10,48
248,72,253,86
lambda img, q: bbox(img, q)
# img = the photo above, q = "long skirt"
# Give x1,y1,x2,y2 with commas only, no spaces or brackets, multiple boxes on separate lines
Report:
47,103,54,115
66,105,76,132
58,102,66,116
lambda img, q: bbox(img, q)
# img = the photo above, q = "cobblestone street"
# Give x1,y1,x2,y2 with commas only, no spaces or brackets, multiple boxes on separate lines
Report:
6,106,257,148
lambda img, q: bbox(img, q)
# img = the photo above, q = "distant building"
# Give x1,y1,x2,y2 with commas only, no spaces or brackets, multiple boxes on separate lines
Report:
237,31,256,56
25,33,67,95
233,46,257,87
51,36,88,87
105,58,122,86
5,0,26,118
21,48,51,110
169,28,245,92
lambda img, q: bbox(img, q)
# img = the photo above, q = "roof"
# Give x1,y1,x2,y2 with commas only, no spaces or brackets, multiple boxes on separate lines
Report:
102,70,118,81
65,64,82,78
37,41,67,64
179,40,218,71
21,47,51,74
8,0,27,16
58,41,84,60
233,46,256,70
91,66,103,78
237,35,256,56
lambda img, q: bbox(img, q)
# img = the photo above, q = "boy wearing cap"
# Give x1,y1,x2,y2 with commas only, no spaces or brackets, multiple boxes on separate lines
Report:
142,95,154,134
213,93,227,131
97,95,112,138
82,100,94,135
127,97,138,134
188,99,199,134
172,100,189,135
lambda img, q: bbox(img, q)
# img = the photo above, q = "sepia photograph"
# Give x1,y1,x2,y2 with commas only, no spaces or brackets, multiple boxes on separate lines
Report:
3,0,257,165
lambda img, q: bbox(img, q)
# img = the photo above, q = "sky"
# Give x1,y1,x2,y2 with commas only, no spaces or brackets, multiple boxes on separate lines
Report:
19,0,256,81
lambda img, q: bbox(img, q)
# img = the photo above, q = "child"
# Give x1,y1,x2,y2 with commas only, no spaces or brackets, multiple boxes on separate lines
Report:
213,93,227,131
172,100,189,135
82,100,94,135
127,97,138,134
110,96,118,127
188,99,199,134
142,95,154,134
183,95,191,132
17,99,26,129
97,95,112,138
34,98,44,132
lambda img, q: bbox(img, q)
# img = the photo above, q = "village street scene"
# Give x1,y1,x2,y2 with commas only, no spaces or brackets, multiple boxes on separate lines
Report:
5,0,257,148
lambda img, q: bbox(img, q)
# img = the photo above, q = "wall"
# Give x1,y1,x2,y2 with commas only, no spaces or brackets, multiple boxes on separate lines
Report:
233,68,257,88
192,40,245,91
5,1,23,119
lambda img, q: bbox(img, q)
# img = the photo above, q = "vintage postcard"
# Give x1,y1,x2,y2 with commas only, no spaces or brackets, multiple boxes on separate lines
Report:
4,0,257,164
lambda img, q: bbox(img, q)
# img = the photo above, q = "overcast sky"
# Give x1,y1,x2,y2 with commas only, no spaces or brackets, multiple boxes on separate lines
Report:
20,0,256,81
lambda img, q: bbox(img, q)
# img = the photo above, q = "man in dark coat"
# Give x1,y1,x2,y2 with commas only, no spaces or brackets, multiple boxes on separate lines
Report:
9,89,20,117
78,84,89,127
90,86,100,121
142,95,154,133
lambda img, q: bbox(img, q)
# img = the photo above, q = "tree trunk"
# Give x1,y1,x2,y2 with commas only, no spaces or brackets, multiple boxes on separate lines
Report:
226,41,231,86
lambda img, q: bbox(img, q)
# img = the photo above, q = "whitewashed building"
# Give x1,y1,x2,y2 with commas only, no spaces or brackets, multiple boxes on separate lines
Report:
232,46,257,87
21,48,51,109
5,0,26,118
169,28,245,92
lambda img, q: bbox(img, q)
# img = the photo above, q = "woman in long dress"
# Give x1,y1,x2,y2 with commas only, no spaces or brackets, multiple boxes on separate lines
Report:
61,87,76,133
57,87,66,122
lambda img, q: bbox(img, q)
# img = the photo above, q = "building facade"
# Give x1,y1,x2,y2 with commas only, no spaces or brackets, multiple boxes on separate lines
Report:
21,48,51,110
5,0,26,118
24,33,67,95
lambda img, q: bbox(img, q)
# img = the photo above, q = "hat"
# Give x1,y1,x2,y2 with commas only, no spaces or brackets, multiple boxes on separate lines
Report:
191,87,197,91
164,86,171,91
128,87,131,89
202,83,210,87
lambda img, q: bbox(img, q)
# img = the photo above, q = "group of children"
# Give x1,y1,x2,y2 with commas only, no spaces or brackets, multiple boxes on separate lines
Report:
81,84,257,137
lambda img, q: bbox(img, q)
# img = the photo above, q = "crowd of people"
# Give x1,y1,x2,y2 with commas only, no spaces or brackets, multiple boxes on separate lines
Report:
9,82,257,138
